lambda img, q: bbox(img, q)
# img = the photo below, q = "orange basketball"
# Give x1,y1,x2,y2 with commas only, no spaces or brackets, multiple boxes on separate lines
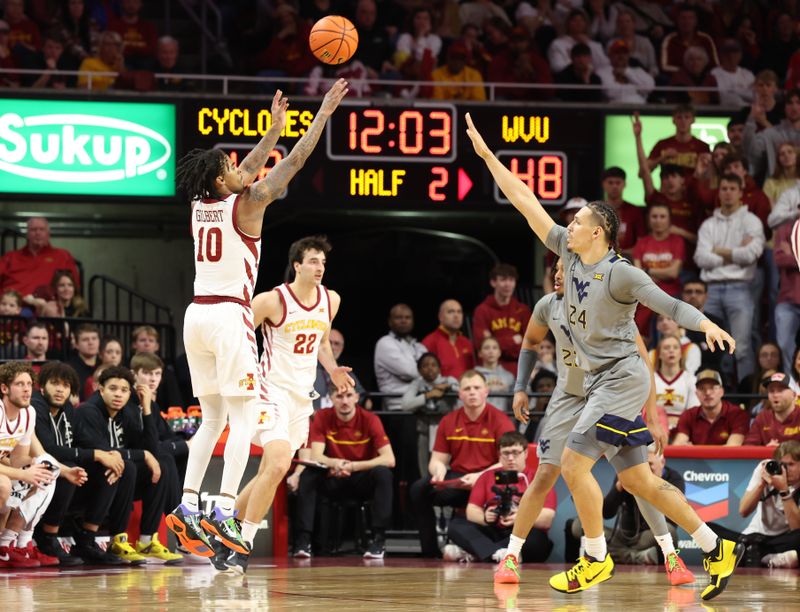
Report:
309,15,359,65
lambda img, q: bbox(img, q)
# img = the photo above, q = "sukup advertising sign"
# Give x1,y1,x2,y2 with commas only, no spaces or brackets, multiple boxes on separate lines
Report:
0,99,175,197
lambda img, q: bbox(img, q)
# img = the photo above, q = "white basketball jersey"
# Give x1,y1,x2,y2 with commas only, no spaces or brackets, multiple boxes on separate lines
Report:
191,193,261,302
0,400,35,460
261,284,331,394
656,370,697,419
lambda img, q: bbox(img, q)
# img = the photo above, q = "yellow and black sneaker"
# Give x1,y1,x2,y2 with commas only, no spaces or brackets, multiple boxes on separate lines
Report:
110,533,147,565
136,534,184,565
549,554,615,593
701,538,744,601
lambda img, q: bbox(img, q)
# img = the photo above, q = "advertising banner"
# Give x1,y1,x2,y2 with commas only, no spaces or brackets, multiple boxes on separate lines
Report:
0,99,175,197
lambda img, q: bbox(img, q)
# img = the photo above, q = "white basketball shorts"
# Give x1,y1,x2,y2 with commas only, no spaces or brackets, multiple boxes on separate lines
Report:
184,301,260,397
251,384,315,451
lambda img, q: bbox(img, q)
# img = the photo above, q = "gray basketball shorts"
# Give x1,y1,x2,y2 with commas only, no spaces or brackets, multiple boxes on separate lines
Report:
536,387,585,466
567,352,653,460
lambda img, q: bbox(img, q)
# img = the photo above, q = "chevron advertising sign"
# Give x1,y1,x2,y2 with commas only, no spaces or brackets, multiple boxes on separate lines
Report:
0,99,175,197
684,469,730,522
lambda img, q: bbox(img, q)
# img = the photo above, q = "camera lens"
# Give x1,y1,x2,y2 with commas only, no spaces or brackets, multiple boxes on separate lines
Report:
765,460,783,476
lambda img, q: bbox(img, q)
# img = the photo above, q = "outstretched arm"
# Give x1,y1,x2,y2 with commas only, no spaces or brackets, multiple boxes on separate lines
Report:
632,112,655,198
465,112,554,244
237,79,349,234
610,265,736,353
239,89,289,185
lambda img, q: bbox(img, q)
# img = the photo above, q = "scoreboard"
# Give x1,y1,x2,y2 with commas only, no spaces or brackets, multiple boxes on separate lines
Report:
184,100,603,209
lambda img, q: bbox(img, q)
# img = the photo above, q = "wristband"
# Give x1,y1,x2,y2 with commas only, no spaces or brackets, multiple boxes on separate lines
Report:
514,348,537,393
779,490,792,500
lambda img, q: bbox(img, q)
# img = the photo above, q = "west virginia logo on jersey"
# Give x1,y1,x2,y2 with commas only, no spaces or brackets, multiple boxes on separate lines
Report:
572,278,590,302
238,373,255,391
539,439,550,453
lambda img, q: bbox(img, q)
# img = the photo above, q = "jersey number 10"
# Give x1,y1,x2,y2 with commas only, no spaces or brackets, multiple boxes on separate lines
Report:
196,227,223,262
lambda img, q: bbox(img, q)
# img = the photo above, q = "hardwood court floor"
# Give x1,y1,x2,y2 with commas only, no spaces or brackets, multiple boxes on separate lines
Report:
1,558,797,611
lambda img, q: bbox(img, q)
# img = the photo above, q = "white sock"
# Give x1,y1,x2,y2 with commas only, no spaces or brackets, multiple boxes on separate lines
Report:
16,530,32,548
181,492,199,512
691,524,718,553
507,534,525,560
139,534,152,545
655,533,675,557
241,520,259,545
584,535,607,561
0,529,18,548
216,496,235,515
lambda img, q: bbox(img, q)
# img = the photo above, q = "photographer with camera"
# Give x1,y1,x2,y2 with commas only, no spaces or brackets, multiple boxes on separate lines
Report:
710,439,800,568
444,432,555,563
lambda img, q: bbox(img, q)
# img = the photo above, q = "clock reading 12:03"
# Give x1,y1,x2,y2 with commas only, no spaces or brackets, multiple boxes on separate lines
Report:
326,102,457,162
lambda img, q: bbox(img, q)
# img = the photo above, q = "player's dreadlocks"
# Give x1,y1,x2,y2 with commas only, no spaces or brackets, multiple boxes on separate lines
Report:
176,148,227,201
586,200,620,252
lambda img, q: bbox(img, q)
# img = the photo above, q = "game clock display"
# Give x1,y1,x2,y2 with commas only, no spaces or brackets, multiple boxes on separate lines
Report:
183,101,602,210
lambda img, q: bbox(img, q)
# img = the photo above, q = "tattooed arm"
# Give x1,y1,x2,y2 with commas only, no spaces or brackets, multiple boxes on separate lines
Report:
237,79,349,236
238,89,289,185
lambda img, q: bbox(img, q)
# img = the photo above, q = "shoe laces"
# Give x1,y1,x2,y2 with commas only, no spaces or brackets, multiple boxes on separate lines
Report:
666,552,680,572
566,557,589,581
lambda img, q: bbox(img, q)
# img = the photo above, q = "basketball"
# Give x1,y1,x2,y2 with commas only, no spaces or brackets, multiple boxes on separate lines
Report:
309,15,358,65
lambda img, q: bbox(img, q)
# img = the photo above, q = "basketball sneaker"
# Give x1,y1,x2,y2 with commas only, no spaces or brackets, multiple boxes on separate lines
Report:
136,534,184,565
363,540,385,560
110,534,147,565
71,527,127,565
34,535,83,567
0,545,39,568
224,550,250,575
761,549,799,568
700,538,744,601
665,550,694,586
22,542,59,567
201,508,250,555
166,504,214,558
494,553,521,584
549,554,615,593
209,537,234,572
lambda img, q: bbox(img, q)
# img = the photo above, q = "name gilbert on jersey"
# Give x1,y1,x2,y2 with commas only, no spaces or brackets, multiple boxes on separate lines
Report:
284,319,328,333
195,209,225,223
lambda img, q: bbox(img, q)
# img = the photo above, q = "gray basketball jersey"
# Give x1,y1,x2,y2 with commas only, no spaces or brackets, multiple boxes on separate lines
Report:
546,225,638,372
532,292,585,397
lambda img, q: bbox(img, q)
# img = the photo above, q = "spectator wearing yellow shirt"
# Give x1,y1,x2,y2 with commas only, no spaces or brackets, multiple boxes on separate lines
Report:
78,31,124,90
431,42,486,101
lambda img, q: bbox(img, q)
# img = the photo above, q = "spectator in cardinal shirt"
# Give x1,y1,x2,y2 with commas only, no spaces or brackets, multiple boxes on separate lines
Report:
633,203,685,337
107,0,158,70
602,166,645,258
0,217,80,302
471,263,531,377
659,4,719,74
422,299,474,379
745,373,800,446
645,104,710,180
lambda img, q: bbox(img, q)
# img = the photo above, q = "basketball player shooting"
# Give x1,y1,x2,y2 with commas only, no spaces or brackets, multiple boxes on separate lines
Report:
167,80,349,559
466,113,743,602
209,235,353,573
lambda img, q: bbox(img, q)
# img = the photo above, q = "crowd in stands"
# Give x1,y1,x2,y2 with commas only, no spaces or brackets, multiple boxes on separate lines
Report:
0,1,799,100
